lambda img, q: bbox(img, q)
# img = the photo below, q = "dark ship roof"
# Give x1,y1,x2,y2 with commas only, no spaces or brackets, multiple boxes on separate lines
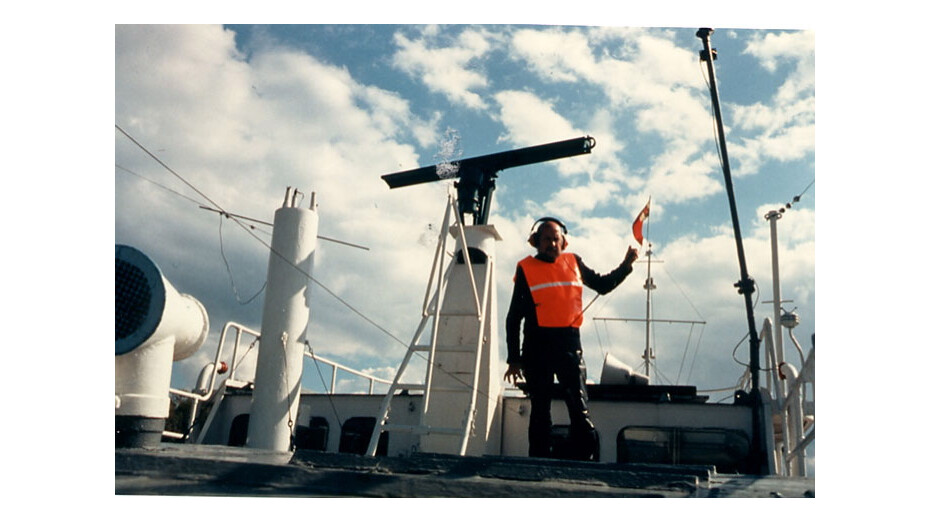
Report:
116,443,814,498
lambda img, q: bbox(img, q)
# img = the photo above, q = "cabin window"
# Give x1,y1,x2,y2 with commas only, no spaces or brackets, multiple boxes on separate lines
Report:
227,413,249,447
294,416,329,451
617,426,751,473
549,424,600,461
339,417,388,455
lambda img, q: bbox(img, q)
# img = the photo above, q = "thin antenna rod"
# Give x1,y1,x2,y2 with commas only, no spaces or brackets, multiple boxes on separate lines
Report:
199,205,370,251
697,27,766,474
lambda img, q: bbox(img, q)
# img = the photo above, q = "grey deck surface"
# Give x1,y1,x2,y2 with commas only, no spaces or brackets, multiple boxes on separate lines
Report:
116,444,814,498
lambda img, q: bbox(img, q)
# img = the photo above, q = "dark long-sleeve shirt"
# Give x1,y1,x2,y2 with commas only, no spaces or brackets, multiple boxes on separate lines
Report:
505,253,633,365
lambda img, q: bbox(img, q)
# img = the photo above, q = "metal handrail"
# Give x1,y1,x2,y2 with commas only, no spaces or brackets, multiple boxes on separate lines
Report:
169,321,260,402
166,322,260,441
303,348,392,394
168,320,391,442
759,319,814,477
172,319,391,398
784,347,814,408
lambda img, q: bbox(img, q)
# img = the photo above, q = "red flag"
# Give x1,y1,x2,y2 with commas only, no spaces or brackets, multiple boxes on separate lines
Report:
632,199,650,245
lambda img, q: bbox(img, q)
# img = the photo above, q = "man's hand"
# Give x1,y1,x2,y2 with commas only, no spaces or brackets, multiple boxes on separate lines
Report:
504,363,524,385
623,246,639,266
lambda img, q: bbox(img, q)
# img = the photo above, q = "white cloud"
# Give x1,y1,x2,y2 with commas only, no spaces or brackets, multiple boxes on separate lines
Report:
728,30,815,176
729,99,814,175
503,27,732,208
511,28,598,83
743,31,815,74
491,89,616,187
547,181,622,220
645,145,722,203
391,28,493,110
116,25,455,389
490,90,635,222
511,28,706,132
493,90,583,146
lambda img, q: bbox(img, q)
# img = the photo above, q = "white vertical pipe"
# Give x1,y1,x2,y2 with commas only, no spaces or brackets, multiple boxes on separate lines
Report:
780,362,806,476
247,193,318,451
766,211,786,394
115,338,176,420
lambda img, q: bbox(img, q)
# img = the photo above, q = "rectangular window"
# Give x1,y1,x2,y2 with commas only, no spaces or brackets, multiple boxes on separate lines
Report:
339,417,388,455
618,426,750,473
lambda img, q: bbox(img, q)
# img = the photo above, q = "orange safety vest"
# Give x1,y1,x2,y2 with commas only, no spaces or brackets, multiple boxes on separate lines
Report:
518,253,584,328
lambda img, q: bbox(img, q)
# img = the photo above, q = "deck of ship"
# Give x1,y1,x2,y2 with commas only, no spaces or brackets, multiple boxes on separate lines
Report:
116,443,814,498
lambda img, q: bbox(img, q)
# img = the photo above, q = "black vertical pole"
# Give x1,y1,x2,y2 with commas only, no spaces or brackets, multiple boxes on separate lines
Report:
696,28,767,474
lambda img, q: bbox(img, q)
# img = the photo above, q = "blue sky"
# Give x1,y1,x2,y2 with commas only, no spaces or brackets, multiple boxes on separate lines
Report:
115,24,815,403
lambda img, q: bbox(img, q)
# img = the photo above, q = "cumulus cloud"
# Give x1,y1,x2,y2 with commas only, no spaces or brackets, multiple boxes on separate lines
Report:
503,27,730,210
511,28,598,83
743,31,815,74
728,30,815,177
116,25,451,389
391,27,494,110
493,90,584,147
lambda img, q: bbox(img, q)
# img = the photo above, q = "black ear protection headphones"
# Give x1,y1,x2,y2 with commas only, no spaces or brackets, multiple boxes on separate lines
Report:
528,217,568,248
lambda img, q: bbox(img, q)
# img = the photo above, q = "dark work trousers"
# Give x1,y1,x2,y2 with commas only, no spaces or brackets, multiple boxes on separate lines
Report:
523,346,596,460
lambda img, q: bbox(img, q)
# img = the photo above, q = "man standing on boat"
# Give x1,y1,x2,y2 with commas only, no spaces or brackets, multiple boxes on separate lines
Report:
504,217,638,460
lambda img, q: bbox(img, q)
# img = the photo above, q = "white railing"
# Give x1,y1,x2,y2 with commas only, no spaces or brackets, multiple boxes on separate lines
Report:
303,347,393,394
169,321,260,401
760,318,814,477
166,321,391,442
165,322,260,441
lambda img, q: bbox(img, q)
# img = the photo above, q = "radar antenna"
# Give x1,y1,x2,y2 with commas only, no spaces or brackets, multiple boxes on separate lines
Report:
381,136,596,224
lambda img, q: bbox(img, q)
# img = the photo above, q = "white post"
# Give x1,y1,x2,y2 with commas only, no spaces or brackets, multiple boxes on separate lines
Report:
247,189,318,451
780,362,806,476
765,210,787,394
